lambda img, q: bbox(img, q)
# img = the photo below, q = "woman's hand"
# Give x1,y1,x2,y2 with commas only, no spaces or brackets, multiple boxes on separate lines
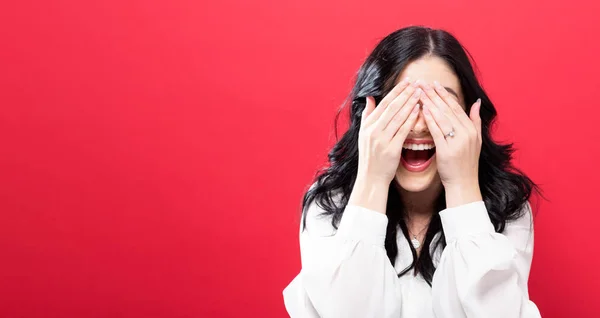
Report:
417,81,483,208
358,78,422,184
348,78,422,213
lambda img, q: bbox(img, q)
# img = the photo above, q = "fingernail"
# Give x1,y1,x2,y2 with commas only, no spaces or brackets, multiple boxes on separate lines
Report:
413,79,420,86
403,77,410,84
433,81,441,88
414,88,422,96
474,98,482,111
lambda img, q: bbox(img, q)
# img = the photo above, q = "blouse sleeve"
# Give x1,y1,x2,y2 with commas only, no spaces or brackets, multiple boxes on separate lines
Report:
432,200,541,317
282,201,402,318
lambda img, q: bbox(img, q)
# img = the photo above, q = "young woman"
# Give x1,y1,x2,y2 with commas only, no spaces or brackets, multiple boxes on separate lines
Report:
282,26,542,317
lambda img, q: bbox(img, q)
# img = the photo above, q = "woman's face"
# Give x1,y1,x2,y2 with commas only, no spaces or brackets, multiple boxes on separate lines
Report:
394,56,465,193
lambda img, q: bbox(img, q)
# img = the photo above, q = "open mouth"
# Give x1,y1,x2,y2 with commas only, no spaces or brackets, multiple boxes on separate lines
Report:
400,142,436,172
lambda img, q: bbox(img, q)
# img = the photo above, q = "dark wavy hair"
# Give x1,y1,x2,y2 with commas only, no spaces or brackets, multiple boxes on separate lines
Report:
300,26,541,286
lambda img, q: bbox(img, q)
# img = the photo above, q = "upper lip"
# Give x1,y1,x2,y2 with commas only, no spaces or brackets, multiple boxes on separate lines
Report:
404,139,434,145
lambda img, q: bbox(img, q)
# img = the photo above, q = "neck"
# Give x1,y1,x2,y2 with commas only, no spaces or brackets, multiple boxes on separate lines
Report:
395,181,442,224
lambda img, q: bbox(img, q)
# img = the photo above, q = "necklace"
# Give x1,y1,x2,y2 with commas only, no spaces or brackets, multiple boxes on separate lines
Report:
408,224,429,249
410,235,422,249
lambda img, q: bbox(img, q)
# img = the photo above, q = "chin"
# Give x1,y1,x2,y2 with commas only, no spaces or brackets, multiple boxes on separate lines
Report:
394,158,440,193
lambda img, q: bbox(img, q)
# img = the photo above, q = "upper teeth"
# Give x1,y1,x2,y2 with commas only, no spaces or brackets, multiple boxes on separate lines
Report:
402,143,435,150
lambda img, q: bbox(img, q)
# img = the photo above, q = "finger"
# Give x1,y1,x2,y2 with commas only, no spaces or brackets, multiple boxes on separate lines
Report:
361,96,376,128
419,81,464,130
469,98,482,139
389,103,420,150
364,77,411,126
375,86,420,133
422,105,448,150
381,94,420,141
433,81,473,129
419,90,454,136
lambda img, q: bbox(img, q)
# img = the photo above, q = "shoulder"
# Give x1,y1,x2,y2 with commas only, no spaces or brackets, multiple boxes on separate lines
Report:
300,182,344,237
505,200,534,230
502,201,535,252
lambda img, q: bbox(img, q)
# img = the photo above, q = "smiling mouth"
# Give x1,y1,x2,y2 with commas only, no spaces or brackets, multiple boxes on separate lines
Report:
401,143,436,172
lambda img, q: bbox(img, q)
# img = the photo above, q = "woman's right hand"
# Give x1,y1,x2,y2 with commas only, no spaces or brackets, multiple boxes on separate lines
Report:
348,78,421,213
358,78,422,183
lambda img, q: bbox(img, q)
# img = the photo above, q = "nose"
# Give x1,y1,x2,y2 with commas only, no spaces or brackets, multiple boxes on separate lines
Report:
410,108,429,135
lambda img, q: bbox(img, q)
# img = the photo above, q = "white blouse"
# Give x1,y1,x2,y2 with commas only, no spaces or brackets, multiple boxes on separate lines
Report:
282,197,541,318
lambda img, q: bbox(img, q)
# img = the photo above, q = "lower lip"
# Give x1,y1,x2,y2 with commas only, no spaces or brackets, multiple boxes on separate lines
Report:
401,153,435,172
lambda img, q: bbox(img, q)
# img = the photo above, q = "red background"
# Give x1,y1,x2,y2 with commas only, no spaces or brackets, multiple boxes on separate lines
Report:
1,0,599,317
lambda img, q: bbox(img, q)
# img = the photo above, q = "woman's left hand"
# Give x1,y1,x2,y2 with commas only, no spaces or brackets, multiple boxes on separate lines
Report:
417,80,483,208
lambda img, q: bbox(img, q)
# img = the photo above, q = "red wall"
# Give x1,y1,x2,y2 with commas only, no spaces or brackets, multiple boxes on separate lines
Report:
1,0,599,317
